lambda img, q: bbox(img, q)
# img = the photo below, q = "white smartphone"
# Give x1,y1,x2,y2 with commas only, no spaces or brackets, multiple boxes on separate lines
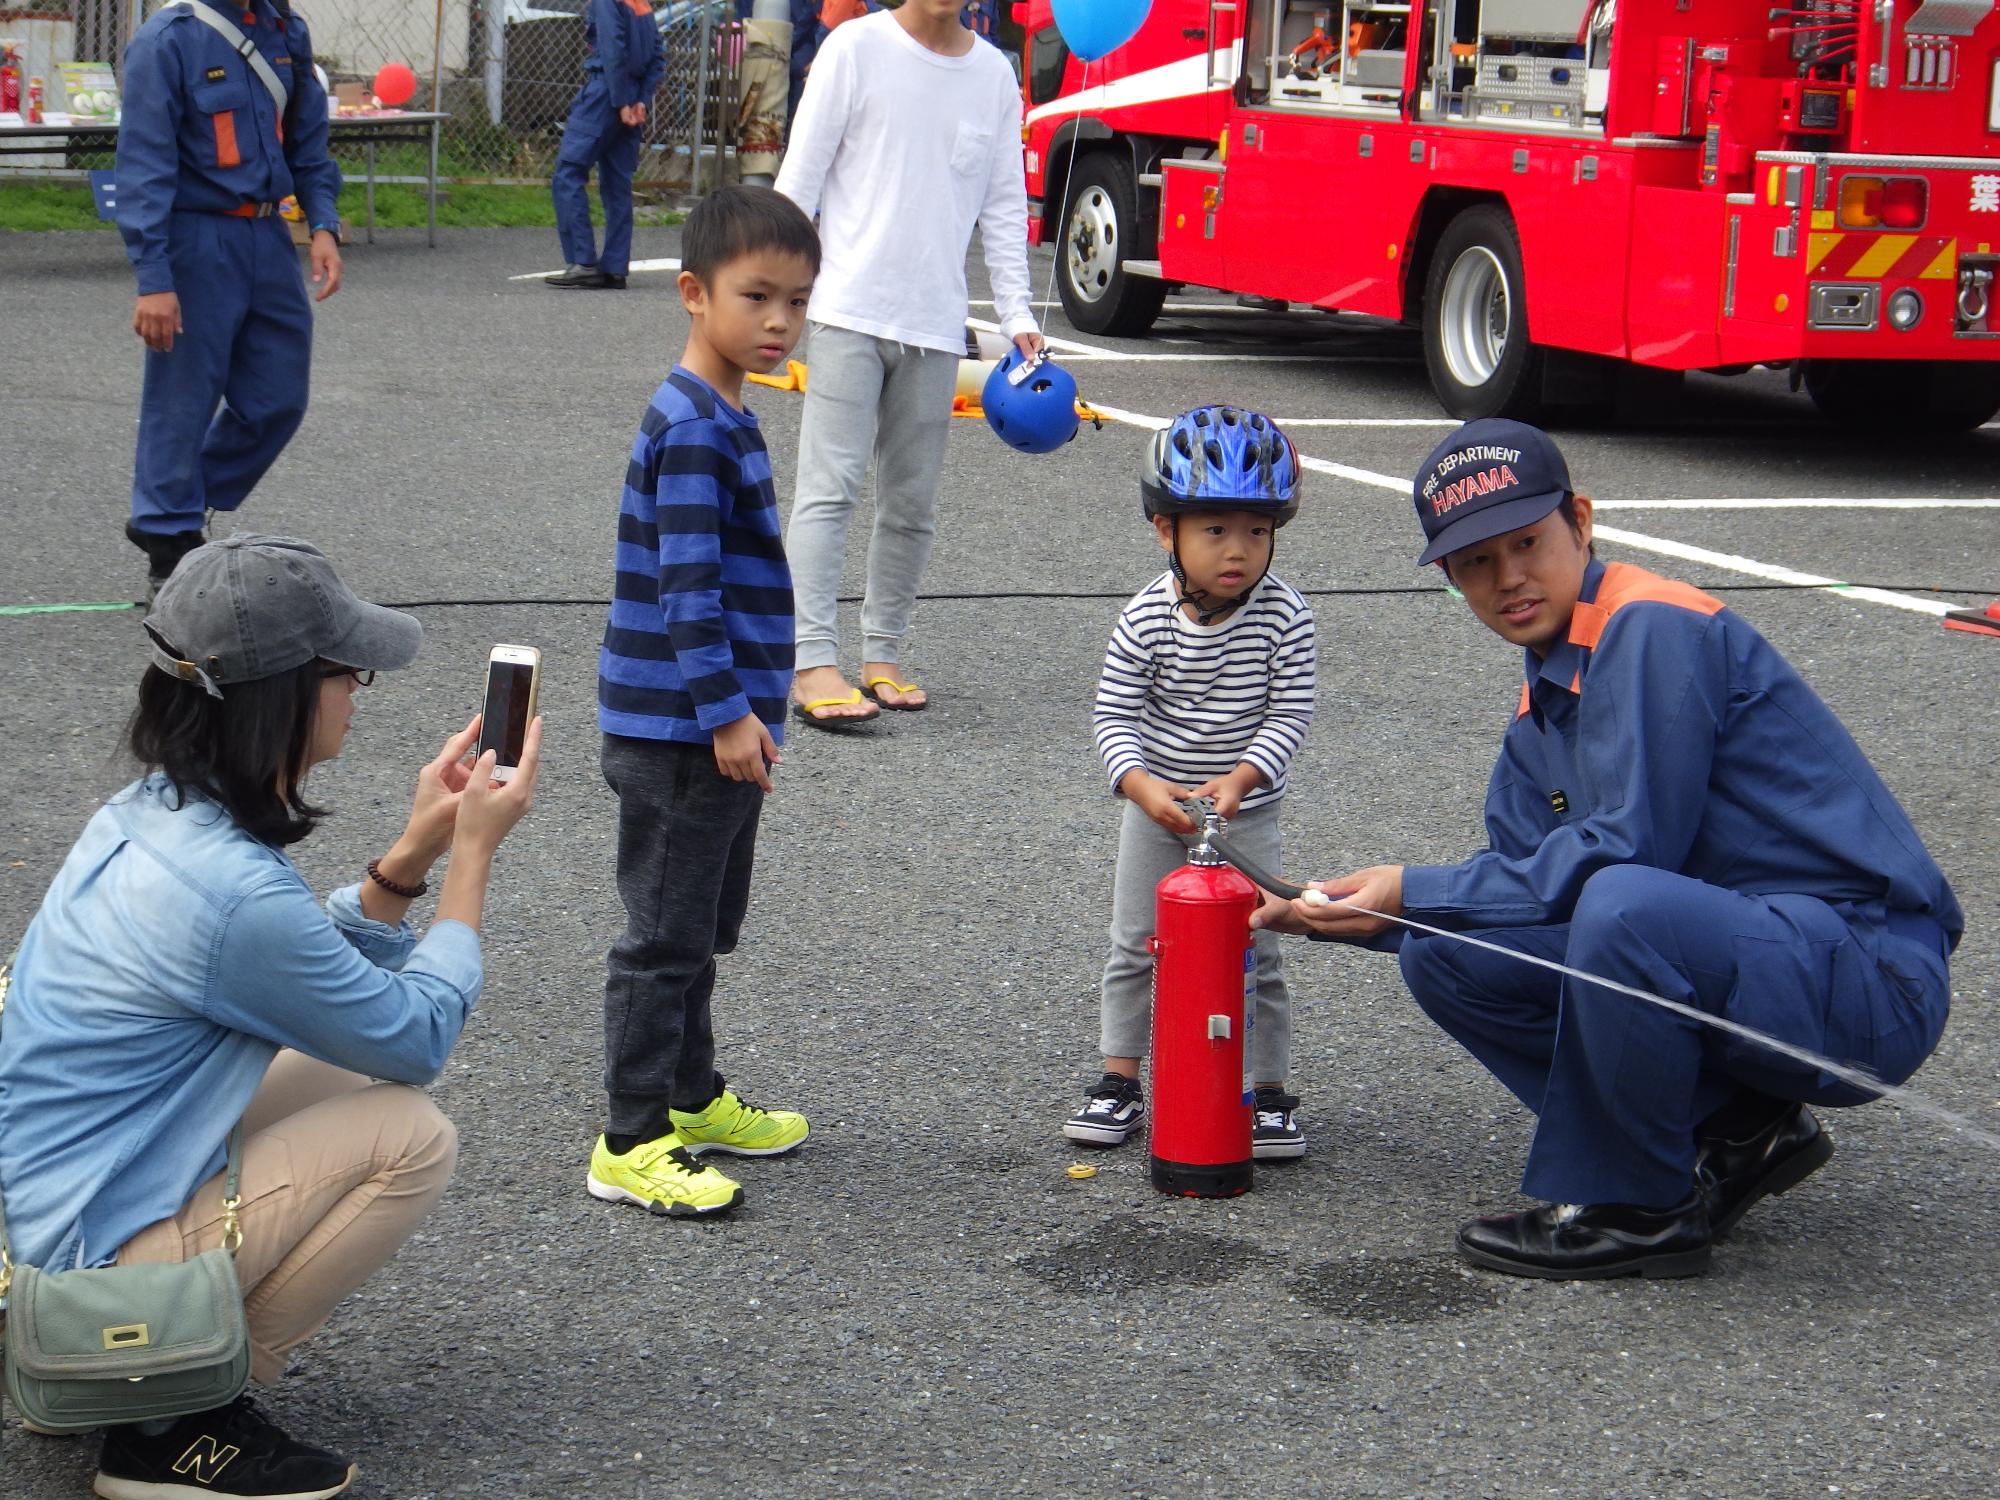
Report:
476,644,541,783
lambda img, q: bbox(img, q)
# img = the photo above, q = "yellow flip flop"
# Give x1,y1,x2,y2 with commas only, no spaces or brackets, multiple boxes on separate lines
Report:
791,688,879,732
863,675,929,712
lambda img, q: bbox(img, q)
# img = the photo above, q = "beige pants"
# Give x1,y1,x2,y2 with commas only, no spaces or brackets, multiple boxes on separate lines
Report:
117,1052,457,1385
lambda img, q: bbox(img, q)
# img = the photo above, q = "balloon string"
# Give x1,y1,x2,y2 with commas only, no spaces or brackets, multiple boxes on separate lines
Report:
1039,56,1091,318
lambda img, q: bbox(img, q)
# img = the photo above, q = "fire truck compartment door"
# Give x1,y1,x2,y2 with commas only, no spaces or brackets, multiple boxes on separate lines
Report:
1216,115,1396,315
1159,158,1230,290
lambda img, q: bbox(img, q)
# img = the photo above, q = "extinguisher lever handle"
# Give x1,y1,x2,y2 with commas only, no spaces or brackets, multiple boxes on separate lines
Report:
1173,795,1309,901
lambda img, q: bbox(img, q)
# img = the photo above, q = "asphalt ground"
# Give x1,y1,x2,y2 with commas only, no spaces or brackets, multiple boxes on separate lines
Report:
1,224,1997,1500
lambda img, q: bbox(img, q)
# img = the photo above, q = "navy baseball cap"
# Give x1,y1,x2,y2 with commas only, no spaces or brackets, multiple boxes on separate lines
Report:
1412,419,1572,565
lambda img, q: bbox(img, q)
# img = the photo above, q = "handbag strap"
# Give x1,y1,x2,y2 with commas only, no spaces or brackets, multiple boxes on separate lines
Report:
0,948,245,1309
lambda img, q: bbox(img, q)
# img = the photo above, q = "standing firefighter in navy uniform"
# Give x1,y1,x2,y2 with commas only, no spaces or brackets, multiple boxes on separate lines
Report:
115,0,342,599
1258,419,1962,1282
547,0,665,290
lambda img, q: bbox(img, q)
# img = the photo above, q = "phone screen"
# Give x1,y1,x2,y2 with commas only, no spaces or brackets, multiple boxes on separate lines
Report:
478,661,536,768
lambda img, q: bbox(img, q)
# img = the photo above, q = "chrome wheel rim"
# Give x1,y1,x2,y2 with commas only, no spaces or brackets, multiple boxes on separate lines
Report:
1439,245,1511,389
1065,185,1119,304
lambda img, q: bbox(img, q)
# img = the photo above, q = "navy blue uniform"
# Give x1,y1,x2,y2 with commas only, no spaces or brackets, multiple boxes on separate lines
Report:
116,0,340,540
1396,559,1961,1207
553,0,665,279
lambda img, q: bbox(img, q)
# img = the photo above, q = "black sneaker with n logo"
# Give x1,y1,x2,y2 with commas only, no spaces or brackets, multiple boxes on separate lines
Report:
93,1395,355,1500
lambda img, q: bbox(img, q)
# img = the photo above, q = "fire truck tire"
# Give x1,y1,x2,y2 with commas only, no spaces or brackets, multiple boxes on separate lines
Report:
1802,361,2000,433
1422,207,1543,420
1057,153,1167,337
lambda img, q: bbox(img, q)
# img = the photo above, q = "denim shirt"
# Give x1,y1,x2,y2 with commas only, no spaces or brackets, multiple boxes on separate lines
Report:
0,776,483,1274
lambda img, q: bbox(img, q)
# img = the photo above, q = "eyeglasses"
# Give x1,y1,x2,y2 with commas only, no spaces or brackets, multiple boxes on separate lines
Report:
318,666,377,687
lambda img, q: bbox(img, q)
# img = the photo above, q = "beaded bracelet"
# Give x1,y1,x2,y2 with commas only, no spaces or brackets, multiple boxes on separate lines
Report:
366,856,428,900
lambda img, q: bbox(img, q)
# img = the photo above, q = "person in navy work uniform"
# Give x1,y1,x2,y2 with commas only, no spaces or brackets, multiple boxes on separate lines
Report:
1259,419,1962,1282
115,0,343,599
545,0,665,290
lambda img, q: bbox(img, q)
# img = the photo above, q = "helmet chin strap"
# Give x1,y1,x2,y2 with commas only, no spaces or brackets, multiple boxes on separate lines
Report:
1167,515,1273,625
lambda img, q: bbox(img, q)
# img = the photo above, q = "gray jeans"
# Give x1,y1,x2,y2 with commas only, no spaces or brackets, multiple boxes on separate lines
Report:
1099,798,1293,1084
787,322,958,671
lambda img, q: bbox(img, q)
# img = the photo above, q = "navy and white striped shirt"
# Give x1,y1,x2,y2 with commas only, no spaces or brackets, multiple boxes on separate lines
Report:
598,369,795,744
1093,571,1317,811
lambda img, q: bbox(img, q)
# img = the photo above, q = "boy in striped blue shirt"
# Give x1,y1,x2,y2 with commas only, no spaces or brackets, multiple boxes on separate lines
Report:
588,187,820,1218
1064,407,1319,1160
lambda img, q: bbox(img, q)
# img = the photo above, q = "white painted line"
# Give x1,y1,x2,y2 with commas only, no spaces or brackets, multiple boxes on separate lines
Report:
1268,418,1461,428
1081,402,1972,618
1589,528,1955,616
1594,497,2000,510
972,299,1302,316
508,256,682,282
967,316,1354,364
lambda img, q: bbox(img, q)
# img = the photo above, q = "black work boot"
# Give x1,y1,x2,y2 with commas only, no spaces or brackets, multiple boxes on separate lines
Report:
127,524,207,605
545,263,623,289
1454,1193,1713,1280
1697,1100,1833,1239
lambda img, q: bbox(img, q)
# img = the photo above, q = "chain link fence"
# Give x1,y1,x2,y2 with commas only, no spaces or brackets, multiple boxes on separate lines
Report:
4,0,740,192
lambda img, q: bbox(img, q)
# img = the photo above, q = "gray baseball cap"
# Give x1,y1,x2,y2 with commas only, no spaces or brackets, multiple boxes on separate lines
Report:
142,535,422,698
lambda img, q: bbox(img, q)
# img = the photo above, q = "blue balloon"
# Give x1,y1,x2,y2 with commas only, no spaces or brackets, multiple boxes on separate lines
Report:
1051,0,1151,61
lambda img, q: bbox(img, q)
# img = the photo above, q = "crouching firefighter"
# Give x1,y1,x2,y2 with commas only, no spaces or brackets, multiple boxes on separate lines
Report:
1255,419,1962,1281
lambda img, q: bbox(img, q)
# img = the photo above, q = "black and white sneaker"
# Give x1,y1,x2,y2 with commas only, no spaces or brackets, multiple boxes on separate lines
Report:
1252,1087,1308,1160
94,1396,355,1500
1063,1071,1145,1147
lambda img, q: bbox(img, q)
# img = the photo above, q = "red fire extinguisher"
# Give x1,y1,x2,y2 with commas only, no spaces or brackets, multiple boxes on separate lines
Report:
1148,811,1258,1198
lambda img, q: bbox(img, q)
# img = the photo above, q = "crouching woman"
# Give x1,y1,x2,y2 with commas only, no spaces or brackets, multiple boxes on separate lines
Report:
0,536,539,1500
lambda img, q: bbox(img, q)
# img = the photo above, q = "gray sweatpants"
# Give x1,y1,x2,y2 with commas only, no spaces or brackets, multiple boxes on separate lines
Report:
787,321,959,672
1099,798,1293,1084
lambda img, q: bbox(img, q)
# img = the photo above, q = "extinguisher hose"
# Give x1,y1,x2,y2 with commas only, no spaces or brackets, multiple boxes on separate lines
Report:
1174,806,2000,1156
1172,797,1308,900
1199,828,1308,902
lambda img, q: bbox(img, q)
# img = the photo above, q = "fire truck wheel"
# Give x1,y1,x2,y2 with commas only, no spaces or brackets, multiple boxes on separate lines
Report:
1423,206,1543,420
1802,360,2000,433
1057,152,1167,337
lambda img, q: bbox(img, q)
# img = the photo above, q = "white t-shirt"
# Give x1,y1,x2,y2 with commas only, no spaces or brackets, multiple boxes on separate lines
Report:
775,13,1038,354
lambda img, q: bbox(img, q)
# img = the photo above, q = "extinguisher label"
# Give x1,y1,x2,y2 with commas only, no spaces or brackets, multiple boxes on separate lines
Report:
1241,944,1256,1104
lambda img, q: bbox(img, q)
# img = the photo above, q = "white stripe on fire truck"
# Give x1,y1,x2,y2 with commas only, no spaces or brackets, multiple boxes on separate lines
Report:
1023,48,1237,129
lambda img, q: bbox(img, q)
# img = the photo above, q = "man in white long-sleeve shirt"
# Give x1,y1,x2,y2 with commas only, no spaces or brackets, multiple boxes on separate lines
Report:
774,0,1043,726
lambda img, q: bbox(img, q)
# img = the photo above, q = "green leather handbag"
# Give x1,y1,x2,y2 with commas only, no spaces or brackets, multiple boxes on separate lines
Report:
0,954,252,1432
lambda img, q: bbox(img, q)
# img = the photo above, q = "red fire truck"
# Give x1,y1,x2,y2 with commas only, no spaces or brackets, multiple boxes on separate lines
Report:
1020,0,2000,425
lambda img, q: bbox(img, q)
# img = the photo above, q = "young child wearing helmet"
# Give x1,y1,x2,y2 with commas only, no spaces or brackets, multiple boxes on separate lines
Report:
1065,406,1320,1159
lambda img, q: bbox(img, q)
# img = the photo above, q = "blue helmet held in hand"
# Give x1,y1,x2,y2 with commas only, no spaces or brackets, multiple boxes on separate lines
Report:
983,349,1080,455
1142,405,1301,525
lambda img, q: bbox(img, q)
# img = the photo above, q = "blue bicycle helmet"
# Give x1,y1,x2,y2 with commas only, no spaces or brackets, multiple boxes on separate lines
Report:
983,349,1080,455
1141,405,1301,526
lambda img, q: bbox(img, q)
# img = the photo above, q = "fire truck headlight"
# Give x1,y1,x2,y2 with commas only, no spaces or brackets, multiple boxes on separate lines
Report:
1887,288,1925,331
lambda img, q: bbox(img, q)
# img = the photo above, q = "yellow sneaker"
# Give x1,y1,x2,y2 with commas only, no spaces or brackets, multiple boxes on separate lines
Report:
669,1089,809,1157
587,1132,743,1217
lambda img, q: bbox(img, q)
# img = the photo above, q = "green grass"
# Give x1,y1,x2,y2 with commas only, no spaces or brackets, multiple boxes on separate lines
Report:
0,179,684,232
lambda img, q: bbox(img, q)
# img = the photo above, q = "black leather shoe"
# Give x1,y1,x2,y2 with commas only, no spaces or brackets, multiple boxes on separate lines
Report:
1455,1193,1713,1280
1697,1102,1833,1239
545,263,620,289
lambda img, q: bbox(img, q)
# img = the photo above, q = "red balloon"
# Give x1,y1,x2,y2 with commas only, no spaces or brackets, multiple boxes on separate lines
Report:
372,62,417,108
